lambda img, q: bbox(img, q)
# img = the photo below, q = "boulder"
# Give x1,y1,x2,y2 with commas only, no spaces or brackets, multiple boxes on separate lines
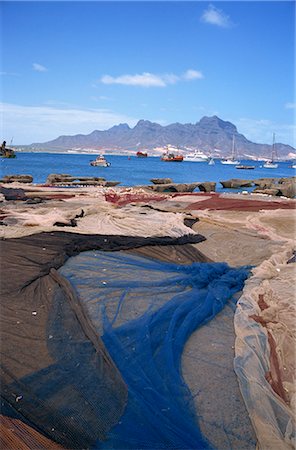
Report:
45,174,107,186
197,182,216,192
253,178,274,189
149,183,199,193
220,179,253,189
277,181,296,198
150,178,173,185
253,188,280,196
105,181,121,187
1,174,33,184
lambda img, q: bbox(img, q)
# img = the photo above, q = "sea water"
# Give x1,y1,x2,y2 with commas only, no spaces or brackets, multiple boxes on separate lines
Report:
1,152,295,192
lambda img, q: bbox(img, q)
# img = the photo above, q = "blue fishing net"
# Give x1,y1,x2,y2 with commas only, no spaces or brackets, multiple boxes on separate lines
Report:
60,251,251,449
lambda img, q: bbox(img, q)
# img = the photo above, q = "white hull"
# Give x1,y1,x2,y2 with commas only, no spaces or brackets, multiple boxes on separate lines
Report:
263,162,278,169
184,156,208,162
91,162,110,167
184,151,209,162
90,155,111,167
221,159,240,165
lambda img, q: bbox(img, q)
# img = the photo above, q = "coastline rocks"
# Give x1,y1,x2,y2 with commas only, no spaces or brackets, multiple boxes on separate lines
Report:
150,178,173,185
253,180,296,198
220,179,253,189
197,182,216,193
148,182,199,193
0,174,33,184
45,173,120,187
253,178,275,189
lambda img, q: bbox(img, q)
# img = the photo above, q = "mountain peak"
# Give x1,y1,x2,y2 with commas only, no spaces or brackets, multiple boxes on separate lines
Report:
134,120,161,129
109,123,130,131
199,115,237,133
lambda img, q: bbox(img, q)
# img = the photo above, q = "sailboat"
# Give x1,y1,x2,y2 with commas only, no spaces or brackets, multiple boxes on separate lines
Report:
220,135,240,165
263,133,278,169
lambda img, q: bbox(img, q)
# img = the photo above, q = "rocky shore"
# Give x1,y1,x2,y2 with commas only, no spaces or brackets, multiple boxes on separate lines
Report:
1,173,295,198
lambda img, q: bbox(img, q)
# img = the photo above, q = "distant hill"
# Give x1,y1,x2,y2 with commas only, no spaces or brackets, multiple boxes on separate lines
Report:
30,116,295,159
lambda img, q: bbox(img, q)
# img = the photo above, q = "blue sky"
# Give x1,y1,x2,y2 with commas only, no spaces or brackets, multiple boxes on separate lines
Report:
1,1,295,146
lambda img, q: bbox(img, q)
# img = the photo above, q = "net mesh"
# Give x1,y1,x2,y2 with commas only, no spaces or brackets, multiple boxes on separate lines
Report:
59,251,251,449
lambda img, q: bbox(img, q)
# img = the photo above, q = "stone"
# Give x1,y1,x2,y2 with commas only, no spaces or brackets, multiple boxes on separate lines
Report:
1,174,33,184
148,183,199,193
197,182,216,192
150,178,173,185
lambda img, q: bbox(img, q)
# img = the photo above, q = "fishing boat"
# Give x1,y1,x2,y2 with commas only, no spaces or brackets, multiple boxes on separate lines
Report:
90,155,111,167
236,165,255,170
0,140,16,158
136,151,148,158
263,134,278,169
184,150,209,162
221,135,240,165
161,152,183,162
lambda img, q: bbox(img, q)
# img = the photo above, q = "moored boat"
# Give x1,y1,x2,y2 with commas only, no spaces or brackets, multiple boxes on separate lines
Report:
136,151,148,157
221,135,240,165
161,152,183,162
184,150,209,162
1,140,16,158
236,165,255,170
263,133,278,169
90,155,111,167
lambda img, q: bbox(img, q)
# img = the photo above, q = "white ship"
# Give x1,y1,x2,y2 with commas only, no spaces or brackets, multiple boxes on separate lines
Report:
184,150,209,162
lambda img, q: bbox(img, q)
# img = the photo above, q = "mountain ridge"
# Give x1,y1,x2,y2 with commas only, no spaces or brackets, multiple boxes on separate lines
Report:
30,115,295,159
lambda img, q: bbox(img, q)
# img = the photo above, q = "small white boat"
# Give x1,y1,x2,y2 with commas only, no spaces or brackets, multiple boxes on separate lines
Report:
263,133,278,169
90,155,111,167
184,150,209,162
221,158,239,165
263,161,278,169
292,163,296,169
221,135,240,165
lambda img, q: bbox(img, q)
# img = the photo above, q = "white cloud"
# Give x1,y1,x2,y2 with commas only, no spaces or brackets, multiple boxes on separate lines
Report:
201,4,232,28
0,71,20,76
32,63,48,72
101,73,167,87
285,102,296,109
0,102,138,144
183,69,203,80
99,69,203,88
235,117,296,148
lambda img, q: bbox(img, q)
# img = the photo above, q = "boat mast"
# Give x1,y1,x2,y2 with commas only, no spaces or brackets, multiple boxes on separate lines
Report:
272,133,275,162
231,135,235,161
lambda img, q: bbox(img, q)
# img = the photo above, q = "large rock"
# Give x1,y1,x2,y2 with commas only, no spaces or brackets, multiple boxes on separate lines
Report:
148,182,199,193
197,182,216,192
0,174,33,184
45,174,107,186
277,181,296,198
220,179,253,189
253,188,280,196
150,178,173,185
253,180,296,198
253,178,275,189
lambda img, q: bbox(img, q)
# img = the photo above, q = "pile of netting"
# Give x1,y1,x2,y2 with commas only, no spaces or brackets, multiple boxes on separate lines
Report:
59,251,251,449
0,231,254,449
